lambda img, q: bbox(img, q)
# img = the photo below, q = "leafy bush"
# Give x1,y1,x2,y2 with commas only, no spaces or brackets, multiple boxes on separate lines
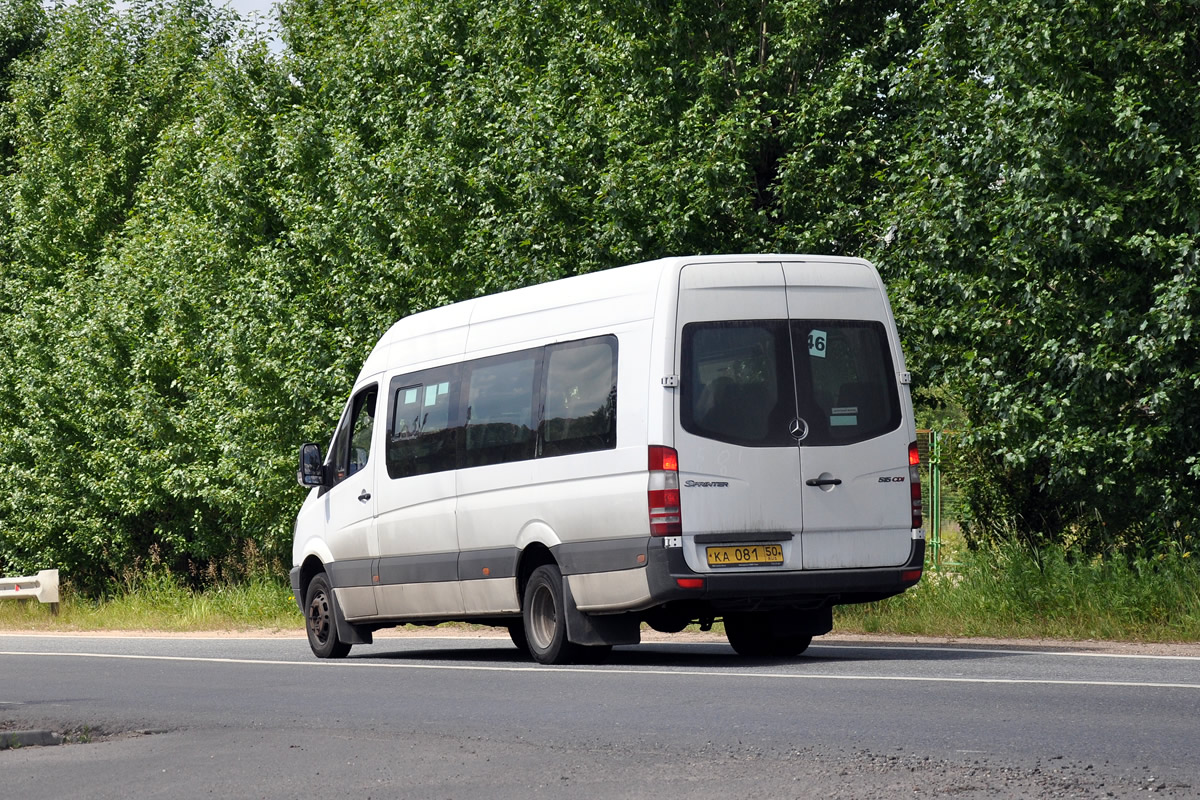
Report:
1,0,1198,592
880,0,1200,550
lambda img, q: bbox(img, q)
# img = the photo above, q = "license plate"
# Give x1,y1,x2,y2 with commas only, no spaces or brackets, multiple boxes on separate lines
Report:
706,543,784,568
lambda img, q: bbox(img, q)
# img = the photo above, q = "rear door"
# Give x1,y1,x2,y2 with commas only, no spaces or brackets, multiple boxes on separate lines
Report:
783,260,913,569
674,261,804,572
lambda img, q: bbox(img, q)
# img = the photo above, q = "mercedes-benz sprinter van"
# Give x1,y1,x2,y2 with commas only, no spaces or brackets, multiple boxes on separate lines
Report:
291,255,923,663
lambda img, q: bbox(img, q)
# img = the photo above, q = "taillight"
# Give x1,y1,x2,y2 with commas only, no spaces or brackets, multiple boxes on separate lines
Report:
648,445,682,536
909,440,923,530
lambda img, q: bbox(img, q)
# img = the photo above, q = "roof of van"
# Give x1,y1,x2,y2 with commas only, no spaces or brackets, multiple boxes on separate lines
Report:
356,254,872,381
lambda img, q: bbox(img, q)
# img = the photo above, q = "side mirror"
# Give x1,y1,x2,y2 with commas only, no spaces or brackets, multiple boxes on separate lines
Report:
297,443,326,488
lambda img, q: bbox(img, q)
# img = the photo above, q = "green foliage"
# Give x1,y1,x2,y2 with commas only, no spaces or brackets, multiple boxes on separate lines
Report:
0,0,262,590
881,0,1200,551
274,0,920,313
838,542,1200,642
0,0,1198,592
0,563,299,633
0,0,44,158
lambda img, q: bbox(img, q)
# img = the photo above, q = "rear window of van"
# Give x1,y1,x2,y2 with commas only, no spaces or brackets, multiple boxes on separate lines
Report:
681,320,901,447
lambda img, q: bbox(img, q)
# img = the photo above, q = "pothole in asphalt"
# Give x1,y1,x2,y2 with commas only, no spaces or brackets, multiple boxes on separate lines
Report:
0,723,170,749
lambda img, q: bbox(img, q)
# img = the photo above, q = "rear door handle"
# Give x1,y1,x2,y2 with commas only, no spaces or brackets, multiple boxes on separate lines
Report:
805,478,842,487
358,490,372,502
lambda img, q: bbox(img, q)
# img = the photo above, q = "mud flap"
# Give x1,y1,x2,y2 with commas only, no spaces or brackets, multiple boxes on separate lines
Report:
562,577,641,647
331,590,373,646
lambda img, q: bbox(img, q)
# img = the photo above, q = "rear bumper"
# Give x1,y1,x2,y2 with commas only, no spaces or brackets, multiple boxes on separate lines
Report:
644,537,925,610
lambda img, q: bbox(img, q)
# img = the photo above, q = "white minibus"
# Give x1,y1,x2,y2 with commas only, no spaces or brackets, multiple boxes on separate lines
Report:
291,255,924,663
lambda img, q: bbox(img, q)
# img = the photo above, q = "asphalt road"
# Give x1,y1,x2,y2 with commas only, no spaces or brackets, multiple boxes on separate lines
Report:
2,632,1198,798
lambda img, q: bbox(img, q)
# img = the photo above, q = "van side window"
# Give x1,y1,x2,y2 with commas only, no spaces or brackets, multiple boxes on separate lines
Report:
382,335,620,480
463,351,540,468
681,322,795,447
539,336,617,458
793,320,901,446
386,365,459,479
330,384,378,483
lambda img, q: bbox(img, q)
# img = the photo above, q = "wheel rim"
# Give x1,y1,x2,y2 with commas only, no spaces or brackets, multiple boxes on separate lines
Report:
528,581,557,651
308,590,332,645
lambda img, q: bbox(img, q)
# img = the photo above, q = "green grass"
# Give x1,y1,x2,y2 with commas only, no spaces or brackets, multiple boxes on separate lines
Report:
836,543,1200,642
0,572,301,633
4,542,1199,643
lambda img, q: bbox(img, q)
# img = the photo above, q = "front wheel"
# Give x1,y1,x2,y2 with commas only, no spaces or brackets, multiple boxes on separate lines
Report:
305,573,351,659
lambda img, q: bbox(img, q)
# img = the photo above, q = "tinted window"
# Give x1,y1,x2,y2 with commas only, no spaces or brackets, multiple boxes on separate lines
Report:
793,320,900,446
681,319,900,447
463,352,539,468
348,387,377,476
386,365,459,479
382,336,623,480
681,322,795,447
539,336,617,458
330,384,378,483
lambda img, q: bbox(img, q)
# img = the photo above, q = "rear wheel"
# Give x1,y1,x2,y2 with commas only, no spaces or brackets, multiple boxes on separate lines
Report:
507,621,530,655
724,613,812,658
305,573,351,659
523,563,609,665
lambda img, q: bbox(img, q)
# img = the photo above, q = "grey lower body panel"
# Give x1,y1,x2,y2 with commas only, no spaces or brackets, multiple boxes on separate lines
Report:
325,549,520,590
289,567,303,613
302,535,923,631
552,538,649,575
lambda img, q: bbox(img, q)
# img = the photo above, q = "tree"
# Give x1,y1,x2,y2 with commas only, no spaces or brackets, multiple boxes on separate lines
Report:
0,0,252,588
4,0,1196,589
880,0,1200,552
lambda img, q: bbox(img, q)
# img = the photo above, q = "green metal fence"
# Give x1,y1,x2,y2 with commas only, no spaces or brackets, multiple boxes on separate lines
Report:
916,429,960,570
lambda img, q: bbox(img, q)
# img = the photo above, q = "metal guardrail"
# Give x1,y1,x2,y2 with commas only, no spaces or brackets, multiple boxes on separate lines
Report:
0,569,60,613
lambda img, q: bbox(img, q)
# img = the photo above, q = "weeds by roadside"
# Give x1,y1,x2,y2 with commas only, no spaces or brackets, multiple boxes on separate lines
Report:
0,541,300,633
3,541,1199,643
0,575,299,632
837,542,1200,642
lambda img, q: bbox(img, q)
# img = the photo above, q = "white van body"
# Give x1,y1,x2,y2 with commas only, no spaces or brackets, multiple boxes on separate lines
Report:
291,255,924,662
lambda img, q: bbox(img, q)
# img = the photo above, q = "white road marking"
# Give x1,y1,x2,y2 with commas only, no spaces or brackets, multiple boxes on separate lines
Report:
3,633,1199,661
807,643,1200,662
2,649,1199,690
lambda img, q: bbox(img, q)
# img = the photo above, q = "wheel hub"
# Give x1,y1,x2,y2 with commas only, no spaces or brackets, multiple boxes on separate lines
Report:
528,583,556,650
308,592,332,644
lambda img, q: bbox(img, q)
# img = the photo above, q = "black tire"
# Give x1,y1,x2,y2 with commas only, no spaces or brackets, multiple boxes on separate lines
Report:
507,621,530,655
522,563,587,665
724,613,812,658
305,573,351,659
